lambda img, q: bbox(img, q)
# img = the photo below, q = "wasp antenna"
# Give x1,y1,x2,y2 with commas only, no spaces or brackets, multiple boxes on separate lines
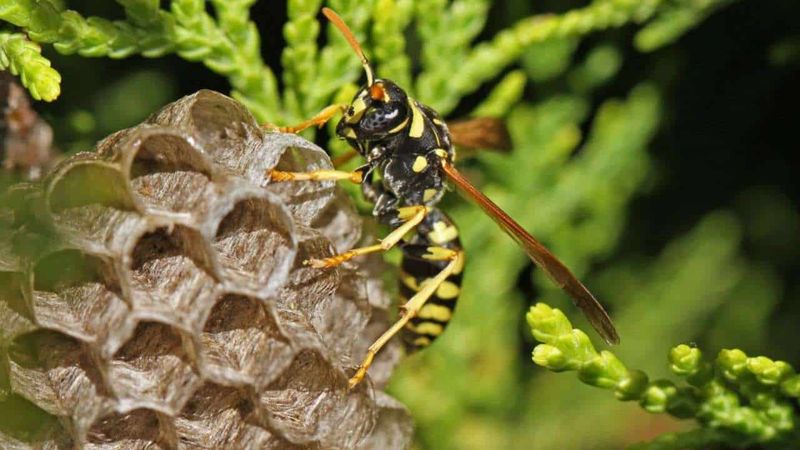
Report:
322,7,375,85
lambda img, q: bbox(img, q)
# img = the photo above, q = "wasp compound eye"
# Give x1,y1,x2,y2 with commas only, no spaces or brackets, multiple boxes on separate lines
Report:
361,104,404,133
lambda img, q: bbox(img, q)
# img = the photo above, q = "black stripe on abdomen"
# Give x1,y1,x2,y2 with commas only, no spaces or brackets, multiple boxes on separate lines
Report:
399,249,463,352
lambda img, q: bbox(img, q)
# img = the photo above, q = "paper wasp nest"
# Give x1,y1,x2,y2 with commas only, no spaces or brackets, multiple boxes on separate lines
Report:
0,90,412,449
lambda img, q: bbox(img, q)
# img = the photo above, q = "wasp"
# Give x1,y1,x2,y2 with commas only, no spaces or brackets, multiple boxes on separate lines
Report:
268,8,619,389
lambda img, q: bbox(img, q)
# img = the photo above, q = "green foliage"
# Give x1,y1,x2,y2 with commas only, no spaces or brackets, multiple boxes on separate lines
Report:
634,0,736,51
0,32,60,101
5,1,786,449
528,303,800,449
3,0,735,113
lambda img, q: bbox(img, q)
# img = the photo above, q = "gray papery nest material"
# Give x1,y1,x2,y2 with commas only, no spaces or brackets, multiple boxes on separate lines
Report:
0,90,412,449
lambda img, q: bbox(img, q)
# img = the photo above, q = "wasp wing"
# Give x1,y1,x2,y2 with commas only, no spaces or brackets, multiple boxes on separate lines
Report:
441,162,619,345
448,117,512,152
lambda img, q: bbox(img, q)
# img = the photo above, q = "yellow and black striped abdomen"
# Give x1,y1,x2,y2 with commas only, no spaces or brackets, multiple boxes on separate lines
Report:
399,209,464,352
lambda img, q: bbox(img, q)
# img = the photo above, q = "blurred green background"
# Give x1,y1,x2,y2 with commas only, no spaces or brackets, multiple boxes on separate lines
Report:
8,0,800,448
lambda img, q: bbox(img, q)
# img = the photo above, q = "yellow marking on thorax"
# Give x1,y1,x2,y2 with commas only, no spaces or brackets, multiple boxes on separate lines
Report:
407,321,444,336
423,188,438,202
418,303,452,322
436,281,460,299
408,98,425,138
412,156,428,172
434,148,448,159
430,119,441,146
427,221,459,244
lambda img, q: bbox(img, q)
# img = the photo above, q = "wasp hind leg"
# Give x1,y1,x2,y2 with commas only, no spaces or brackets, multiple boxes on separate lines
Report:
349,246,463,389
304,205,428,269
264,103,348,133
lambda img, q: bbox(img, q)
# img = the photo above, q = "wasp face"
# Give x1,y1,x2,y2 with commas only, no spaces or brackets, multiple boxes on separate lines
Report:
337,79,409,144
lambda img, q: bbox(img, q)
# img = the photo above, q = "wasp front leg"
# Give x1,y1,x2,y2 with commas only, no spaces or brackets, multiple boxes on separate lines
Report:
304,205,429,269
267,167,364,184
264,103,348,133
348,246,463,389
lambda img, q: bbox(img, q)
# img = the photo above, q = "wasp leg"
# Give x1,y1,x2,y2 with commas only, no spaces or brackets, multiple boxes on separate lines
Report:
305,205,428,269
331,149,360,168
264,104,348,133
348,247,462,389
267,168,364,184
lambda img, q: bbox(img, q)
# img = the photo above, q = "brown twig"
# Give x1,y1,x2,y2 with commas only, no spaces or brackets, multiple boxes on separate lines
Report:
0,72,56,181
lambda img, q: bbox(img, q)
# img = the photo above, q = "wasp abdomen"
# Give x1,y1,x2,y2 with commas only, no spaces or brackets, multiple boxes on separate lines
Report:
399,209,464,352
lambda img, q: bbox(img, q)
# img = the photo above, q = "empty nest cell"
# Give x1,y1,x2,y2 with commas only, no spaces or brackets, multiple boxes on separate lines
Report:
31,250,128,342
7,329,108,422
305,267,372,366
275,227,340,314
212,196,295,292
266,145,337,226
170,90,259,163
47,162,134,213
309,188,362,253
199,293,293,388
175,382,295,449
108,321,201,413
128,133,215,216
127,225,218,327
86,408,164,448
258,349,378,449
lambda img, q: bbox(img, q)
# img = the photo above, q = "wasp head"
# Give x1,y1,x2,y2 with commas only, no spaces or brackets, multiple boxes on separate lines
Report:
336,79,410,143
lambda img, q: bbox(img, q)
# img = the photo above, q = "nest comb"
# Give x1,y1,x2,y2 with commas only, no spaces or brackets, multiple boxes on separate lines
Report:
0,90,412,449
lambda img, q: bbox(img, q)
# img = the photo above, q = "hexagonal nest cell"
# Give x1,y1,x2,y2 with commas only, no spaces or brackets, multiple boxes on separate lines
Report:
0,90,412,449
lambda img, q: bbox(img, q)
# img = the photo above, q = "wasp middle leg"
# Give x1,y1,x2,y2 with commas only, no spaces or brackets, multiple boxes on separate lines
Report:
304,205,429,268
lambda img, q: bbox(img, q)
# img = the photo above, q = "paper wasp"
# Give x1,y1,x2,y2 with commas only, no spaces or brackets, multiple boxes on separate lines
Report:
268,8,619,388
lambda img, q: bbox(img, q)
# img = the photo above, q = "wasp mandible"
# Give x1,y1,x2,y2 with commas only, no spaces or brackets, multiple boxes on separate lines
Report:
268,8,619,389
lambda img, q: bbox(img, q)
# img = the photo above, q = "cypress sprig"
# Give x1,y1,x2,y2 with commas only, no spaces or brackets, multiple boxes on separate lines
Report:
635,0,736,51
471,70,527,117
282,0,323,120
414,0,490,111
2,0,737,118
0,32,61,101
0,0,278,116
436,0,671,114
170,0,279,121
1,1,174,57
528,303,800,449
305,0,374,120
372,0,413,89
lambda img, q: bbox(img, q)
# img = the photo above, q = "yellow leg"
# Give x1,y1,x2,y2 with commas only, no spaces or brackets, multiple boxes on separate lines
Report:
348,248,462,389
265,104,347,133
305,205,429,268
268,168,364,184
331,149,360,168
